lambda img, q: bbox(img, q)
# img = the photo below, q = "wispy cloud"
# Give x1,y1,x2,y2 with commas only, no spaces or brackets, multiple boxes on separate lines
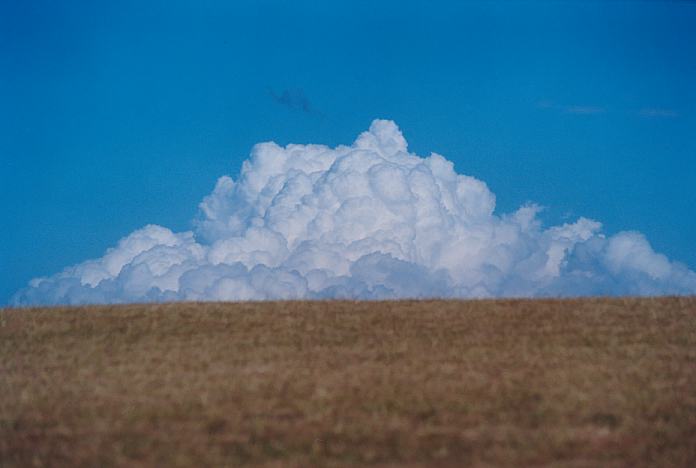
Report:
537,100,681,120
536,100,605,115
563,105,605,115
637,108,679,118
268,87,324,117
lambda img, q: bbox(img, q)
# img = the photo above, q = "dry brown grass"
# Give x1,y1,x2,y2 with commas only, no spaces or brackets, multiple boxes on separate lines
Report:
1,297,695,467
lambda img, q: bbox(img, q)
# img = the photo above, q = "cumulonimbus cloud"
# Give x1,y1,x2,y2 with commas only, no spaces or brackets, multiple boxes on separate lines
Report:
13,120,696,305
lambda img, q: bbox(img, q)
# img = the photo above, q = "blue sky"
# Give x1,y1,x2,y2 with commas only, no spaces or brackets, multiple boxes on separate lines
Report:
2,1,695,304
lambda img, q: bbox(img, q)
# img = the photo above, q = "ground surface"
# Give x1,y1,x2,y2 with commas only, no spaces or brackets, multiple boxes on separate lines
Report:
1,297,695,467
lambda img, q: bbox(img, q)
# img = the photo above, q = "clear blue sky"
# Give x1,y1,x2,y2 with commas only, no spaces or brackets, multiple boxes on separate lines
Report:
1,0,695,304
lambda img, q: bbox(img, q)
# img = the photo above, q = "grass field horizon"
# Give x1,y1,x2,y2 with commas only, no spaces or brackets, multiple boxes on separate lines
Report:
2,297,695,467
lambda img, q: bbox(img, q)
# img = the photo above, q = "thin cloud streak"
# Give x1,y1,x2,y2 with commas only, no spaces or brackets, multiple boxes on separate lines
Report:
638,108,680,118
563,105,606,115
537,101,682,119
537,100,606,115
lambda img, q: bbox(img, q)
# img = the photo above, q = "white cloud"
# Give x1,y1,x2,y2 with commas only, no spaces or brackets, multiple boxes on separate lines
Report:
13,120,696,305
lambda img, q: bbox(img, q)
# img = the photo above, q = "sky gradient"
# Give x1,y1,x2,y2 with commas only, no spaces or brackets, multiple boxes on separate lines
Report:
2,1,695,303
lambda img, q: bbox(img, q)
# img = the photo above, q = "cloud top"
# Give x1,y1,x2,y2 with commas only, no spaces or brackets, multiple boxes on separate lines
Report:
13,120,696,305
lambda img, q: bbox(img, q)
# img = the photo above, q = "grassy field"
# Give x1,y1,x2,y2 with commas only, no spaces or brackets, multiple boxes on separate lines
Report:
1,297,695,467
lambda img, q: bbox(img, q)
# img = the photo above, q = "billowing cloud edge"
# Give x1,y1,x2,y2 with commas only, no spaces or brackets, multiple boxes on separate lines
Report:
13,120,696,305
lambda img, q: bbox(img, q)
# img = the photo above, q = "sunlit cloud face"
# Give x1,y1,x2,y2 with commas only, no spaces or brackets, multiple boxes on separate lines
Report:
13,120,696,305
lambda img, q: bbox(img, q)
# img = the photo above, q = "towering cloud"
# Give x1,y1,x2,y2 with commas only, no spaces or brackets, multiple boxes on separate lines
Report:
13,120,696,305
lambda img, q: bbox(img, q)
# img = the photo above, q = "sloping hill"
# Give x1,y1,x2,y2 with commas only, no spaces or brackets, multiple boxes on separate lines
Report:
2,298,695,467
